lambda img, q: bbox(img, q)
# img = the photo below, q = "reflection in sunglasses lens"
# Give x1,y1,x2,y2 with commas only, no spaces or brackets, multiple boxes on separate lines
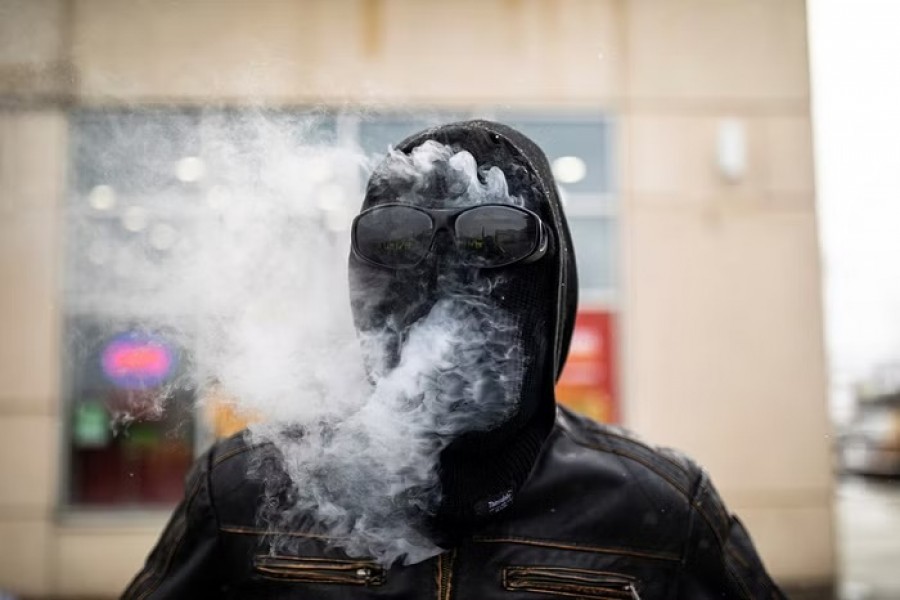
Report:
455,206,537,267
356,206,432,267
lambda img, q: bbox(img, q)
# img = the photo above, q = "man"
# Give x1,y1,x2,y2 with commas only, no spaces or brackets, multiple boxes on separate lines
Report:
124,120,785,598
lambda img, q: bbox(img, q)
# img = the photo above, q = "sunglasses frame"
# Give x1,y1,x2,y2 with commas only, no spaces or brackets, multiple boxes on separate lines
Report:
350,202,550,269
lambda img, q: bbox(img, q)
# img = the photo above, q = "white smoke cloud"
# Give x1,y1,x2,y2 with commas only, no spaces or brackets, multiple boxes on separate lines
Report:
75,114,526,566
379,139,523,208
243,136,527,566
252,294,522,565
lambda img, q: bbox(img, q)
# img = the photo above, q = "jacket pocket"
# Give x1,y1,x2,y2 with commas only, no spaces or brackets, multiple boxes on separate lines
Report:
503,565,642,599
254,555,386,586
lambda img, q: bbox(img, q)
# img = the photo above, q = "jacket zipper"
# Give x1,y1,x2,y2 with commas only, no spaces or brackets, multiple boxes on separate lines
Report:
253,555,385,586
504,566,642,599
437,551,455,600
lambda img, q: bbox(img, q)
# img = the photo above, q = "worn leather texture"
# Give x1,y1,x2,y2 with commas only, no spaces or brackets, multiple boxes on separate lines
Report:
123,405,786,599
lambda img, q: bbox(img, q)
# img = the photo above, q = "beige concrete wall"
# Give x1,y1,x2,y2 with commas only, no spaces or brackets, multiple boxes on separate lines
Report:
0,3,70,590
0,0,832,595
618,0,834,585
0,110,67,598
1,3,159,597
68,0,623,107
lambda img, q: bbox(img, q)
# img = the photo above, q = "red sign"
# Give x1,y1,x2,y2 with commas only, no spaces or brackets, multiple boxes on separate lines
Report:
556,310,618,423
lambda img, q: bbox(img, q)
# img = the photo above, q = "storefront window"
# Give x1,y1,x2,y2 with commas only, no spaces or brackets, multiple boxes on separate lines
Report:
64,109,340,507
568,215,618,294
501,117,614,196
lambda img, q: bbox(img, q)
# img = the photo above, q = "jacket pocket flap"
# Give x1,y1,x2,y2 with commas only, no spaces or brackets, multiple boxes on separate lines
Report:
503,565,641,599
254,555,386,586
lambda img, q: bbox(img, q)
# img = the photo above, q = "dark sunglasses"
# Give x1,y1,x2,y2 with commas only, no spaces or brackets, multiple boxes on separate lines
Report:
351,203,550,269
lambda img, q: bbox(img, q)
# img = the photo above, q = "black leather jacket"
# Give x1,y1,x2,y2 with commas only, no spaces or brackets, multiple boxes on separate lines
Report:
126,121,784,600
123,406,786,599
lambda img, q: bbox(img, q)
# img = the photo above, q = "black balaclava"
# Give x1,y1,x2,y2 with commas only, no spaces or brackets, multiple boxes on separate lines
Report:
348,120,578,536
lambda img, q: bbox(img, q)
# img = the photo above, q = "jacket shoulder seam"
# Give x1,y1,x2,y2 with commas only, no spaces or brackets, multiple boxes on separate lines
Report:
211,443,255,469
210,435,274,472
557,425,694,503
691,475,732,547
472,535,680,562
557,409,692,477
597,428,692,477
726,561,754,600
129,468,206,599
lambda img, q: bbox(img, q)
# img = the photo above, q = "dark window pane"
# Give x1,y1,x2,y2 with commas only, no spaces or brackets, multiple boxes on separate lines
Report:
358,114,464,157
497,117,613,196
65,318,194,506
569,216,617,293
71,110,200,197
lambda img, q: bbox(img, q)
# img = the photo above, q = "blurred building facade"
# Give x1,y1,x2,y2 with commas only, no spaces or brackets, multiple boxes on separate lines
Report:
0,0,833,597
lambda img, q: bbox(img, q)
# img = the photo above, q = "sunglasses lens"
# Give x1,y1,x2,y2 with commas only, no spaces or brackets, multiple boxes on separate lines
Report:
354,206,433,267
454,206,539,267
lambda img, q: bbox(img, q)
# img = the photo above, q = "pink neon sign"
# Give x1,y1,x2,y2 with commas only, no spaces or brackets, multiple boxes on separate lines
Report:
101,333,176,389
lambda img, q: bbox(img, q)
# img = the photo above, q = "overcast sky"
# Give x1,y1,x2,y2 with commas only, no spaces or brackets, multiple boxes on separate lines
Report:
808,0,900,409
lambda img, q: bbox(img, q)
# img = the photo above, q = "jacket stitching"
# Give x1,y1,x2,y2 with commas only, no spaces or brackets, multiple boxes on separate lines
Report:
211,443,256,469
725,561,753,600
726,546,780,599
254,567,370,586
558,426,694,505
133,474,205,600
254,572,365,585
726,544,751,570
557,411,692,479
503,565,637,596
588,426,691,478
256,574,359,585
126,515,181,600
606,447,691,499
503,579,634,599
203,448,225,582
505,566,636,580
506,586,631,599
698,477,731,532
472,536,679,562
677,467,704,590
693,501,726,550
133,515,187,600
220,524,334,540
435,552,443,600
254,554,374,565
685,477,731,549
568,435,692,501
127,474,203,597
688,473,763,600
443,549,456,600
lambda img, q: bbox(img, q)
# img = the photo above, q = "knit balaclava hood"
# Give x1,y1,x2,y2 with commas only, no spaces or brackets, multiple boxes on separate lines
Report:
348,120,578,535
